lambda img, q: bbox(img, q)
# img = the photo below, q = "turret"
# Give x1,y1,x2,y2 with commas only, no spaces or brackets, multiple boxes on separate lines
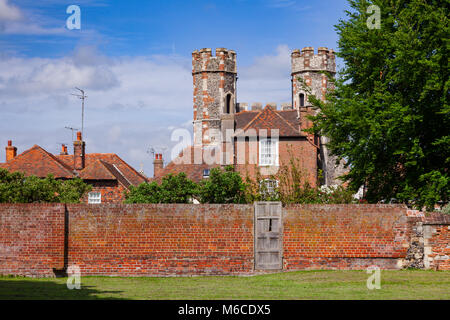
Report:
291,47,336,109
192,48,237,147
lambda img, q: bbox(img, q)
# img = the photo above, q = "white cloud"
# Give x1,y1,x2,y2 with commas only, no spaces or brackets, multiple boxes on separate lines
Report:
0,0,22,22
0,0,67,35
238,44,292,105
0,44,294,176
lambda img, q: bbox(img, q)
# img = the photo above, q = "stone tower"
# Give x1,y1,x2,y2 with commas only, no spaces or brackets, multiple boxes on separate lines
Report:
291,47,345,186
192,48,237,147
291,46,336,109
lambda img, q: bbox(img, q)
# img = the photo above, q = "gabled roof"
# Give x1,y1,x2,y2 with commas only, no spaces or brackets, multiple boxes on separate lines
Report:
0,145,74,178
57,153,147,186
235,106,304,137
152,146,218,183
79,159,132,188
0,144,147,187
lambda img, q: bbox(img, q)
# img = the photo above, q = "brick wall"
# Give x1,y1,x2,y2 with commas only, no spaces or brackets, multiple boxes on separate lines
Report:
0,204,65,277
81,180,127,204
423,213,450,270
235,139,318,187
66,204,254,276
283,204,412,270
0,203,448,277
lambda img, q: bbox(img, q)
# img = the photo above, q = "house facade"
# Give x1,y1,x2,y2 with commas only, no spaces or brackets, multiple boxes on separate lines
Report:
0,132,147,203
153,47,346,188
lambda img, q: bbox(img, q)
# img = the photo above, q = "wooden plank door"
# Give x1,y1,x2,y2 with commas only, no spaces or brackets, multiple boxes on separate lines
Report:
254,201,283,270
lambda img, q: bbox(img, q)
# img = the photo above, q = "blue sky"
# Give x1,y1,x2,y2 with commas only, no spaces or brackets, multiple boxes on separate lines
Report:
0,0,350,176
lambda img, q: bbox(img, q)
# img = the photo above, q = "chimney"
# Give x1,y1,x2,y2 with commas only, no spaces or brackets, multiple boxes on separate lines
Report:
153,153,164,178
60,144,68,156
5,140,17,162
299,107,314,132
73,131,85,171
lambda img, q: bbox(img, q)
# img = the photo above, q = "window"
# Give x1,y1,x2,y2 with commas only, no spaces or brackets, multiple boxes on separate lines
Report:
260,179,279,197
225,94,232,114
88,192,101,204
203,169,210,178
299,93,305,107
259,138,279,166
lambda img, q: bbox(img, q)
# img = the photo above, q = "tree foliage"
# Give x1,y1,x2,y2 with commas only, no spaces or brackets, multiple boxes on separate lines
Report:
197,166,247,204
308,0,449,210
0,168,91,203
124,172,197,203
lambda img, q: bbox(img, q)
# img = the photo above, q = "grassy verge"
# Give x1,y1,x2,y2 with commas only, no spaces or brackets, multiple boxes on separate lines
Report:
0,270,449,300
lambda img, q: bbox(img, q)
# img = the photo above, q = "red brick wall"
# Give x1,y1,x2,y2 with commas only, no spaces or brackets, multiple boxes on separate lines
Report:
0,204,65,277
82,180,126,204
66,204,254,276
0,203,448,277
235,138,318,187
283,204,412,270
423,214,450,271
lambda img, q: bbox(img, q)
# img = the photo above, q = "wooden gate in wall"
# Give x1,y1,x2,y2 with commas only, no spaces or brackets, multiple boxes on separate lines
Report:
254,202,283,270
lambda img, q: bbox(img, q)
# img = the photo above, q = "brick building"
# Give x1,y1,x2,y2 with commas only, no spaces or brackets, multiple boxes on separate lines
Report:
0,132,147,203
153,47,346,189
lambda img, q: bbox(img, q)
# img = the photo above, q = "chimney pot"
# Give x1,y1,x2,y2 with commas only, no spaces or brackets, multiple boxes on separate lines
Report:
60,144,69,156
7,140,12,147
77,131,82,141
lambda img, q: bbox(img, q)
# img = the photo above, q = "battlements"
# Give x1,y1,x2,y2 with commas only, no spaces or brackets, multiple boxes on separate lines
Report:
192,48,237,74
236,102,293,112
291,46,336,74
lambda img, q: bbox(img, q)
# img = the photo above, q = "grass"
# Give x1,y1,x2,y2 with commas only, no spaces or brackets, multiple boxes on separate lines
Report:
0,270,449,300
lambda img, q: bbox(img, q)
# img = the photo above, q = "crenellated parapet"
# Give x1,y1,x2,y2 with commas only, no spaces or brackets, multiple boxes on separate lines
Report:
192,48,237,75
291,47,336,75
291,46,336,109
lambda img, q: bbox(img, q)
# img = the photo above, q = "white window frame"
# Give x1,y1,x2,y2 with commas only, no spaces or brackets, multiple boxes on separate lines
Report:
259,138,279,166
203,169,210,178
88,191,101,204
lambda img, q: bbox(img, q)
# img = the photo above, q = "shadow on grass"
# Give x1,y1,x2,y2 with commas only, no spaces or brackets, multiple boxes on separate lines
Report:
0,278,125,300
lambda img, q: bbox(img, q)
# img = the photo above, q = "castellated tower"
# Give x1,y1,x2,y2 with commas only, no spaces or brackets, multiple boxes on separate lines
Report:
291,47,336,109
192,48,237,147
291,47,345,186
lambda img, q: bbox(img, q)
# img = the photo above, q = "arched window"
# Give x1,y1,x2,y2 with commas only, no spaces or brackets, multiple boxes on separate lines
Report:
225,93,232,114
299,93,305,107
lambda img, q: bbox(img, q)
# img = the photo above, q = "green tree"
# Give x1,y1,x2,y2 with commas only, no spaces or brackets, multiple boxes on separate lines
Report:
124,172,197,203
197,166,247,204
308,0,449,210
0,168,91,203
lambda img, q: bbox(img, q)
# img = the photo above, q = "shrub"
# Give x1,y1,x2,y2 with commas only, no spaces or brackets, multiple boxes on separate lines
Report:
125,172,197,204
0,168,91,203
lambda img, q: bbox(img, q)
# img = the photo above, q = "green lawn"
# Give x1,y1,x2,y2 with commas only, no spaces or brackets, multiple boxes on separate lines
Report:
0,270,449,300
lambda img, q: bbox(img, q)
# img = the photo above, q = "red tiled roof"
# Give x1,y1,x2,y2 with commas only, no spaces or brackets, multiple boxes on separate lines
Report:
79,160,133,188
57,153,147,186
0,145,74,178
152,146,220,183
235,106,304,137
0,145,147,187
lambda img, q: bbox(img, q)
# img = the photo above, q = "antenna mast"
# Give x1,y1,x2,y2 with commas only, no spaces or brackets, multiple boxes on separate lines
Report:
64,126,79,141
71,88,87,137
